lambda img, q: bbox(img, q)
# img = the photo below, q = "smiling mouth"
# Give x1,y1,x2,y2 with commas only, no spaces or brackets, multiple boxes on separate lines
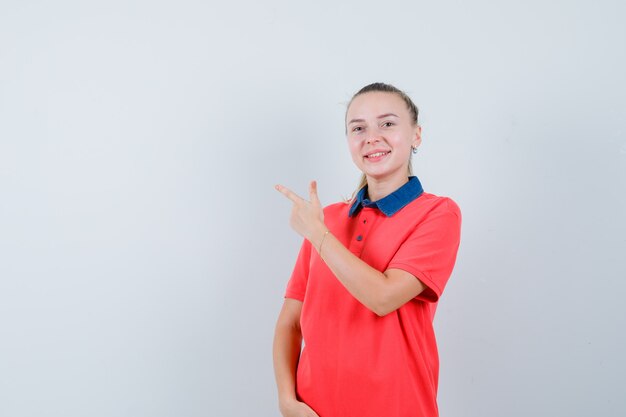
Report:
365,151,391,159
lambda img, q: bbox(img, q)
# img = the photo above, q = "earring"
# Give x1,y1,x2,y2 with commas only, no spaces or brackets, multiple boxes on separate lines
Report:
412,146,418,154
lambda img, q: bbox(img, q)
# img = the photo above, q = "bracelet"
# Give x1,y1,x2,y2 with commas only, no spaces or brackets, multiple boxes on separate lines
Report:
318,230,330,255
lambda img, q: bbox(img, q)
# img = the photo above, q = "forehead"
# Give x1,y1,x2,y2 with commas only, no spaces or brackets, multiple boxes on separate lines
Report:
347,92,408,120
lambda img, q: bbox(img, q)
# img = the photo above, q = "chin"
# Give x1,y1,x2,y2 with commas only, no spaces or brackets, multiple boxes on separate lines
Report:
365,167,407,182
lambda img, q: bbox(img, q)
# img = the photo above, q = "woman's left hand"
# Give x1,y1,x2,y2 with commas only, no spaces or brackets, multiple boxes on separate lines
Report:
276,181,327,245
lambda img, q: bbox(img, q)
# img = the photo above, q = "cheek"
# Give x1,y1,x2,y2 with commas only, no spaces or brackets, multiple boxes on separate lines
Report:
347,142,363,164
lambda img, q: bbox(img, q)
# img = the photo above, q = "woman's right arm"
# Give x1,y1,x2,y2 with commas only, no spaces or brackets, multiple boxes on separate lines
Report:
273,298,319,417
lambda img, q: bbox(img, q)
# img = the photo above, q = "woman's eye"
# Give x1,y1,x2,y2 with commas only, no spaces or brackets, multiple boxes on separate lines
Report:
382,121,394,127
352,126,363,132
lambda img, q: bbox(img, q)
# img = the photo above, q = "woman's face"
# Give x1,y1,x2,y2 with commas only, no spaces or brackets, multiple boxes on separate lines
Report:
346,92,421,184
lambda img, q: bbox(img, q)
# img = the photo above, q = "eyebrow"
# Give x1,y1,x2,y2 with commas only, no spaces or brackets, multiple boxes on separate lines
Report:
347,113,400,125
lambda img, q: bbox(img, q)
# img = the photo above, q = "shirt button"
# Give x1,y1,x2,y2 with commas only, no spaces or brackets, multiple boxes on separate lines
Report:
356,235,363,241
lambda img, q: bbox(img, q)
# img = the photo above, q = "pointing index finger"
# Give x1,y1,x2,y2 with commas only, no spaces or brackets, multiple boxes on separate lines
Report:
275,184,304,204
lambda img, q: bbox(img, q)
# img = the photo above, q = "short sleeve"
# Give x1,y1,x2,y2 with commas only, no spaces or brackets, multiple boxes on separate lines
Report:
387,198,462,303
284,239,313,302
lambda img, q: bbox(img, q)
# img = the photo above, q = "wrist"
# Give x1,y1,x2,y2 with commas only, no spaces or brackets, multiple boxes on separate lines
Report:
311,223,329,253
279,396,299,412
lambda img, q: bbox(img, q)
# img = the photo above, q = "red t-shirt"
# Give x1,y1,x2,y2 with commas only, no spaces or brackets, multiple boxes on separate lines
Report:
285,191,462,417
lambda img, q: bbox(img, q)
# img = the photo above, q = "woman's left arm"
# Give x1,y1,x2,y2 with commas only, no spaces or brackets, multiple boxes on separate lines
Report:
276,181,425,317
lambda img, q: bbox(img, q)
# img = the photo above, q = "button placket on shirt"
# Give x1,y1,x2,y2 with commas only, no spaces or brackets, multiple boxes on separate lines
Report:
351,208,373,257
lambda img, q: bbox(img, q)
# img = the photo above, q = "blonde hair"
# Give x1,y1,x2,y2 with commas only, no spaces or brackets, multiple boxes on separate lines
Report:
346,82,419,202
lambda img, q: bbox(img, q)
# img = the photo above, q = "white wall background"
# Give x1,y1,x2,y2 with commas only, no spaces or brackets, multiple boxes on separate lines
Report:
1,0,625,416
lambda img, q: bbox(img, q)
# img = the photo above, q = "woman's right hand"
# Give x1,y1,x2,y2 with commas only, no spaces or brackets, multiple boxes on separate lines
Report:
279,398,320,417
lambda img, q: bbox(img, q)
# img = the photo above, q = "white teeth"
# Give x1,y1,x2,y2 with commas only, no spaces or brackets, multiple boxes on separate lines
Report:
367,151,388,158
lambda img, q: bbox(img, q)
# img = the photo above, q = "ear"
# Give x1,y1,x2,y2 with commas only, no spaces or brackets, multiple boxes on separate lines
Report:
412,125,422,148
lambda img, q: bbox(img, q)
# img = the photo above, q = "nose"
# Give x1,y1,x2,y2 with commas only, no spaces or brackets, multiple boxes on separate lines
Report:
366,131,383,144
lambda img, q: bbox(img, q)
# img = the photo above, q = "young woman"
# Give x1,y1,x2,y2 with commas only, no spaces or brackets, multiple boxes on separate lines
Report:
273,83,462,417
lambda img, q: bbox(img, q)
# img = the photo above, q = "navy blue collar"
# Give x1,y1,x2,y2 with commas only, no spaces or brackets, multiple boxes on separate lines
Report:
348,176,424,217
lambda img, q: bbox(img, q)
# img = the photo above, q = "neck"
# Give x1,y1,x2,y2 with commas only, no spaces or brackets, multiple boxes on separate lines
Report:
366,173,410,201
